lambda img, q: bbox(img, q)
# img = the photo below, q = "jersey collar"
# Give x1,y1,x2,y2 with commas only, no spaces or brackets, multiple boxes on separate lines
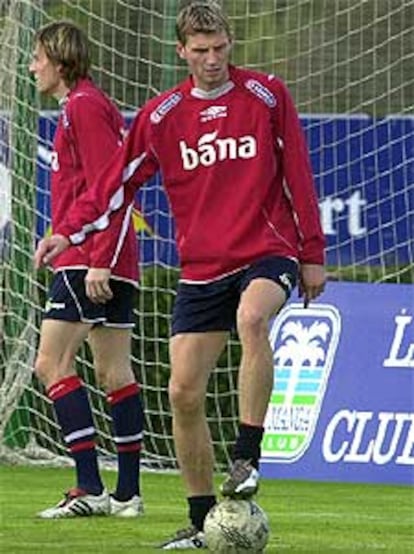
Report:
190,80,235,100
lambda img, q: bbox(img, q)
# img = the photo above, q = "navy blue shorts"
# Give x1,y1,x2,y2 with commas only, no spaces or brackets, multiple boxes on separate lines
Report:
171,256,298,335
43,270,136,328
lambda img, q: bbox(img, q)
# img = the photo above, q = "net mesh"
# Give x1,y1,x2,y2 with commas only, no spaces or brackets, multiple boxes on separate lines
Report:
0,0,412,468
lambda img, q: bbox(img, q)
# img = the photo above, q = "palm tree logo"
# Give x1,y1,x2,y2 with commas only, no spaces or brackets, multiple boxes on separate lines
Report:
263,303,341,462
276,320,330,406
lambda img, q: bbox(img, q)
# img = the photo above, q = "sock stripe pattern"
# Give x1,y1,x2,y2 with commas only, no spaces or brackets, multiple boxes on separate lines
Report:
48,375,83,401
107,382,143,453
107,382,144,499
47,376,97,454
70,440,96,453
107,381,141,403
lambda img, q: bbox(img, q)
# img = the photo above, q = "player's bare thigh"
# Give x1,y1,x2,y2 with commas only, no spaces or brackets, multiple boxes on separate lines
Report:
35,319,92,387
237,278,287,333
169,331,228,406
88,326,134,391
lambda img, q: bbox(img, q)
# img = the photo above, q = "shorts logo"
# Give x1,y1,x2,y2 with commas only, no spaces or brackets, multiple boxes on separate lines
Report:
263,303,341,462
279,272,294,292
45,300,66,312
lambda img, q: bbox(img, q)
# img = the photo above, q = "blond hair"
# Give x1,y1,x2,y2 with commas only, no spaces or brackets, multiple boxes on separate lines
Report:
176,1,232,45
34,20,90,87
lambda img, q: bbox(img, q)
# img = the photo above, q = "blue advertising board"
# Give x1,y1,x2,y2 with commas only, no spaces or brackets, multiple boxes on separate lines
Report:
1,112,413,486
304,115,413,267
261,281,414,486
34,112,414,267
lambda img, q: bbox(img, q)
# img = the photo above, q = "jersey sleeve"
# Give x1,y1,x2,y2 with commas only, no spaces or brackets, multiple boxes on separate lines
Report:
68,95,128,268
55,106,159,252
273,79,325,265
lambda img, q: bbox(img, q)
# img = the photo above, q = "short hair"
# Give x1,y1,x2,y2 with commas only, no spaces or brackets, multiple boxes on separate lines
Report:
176,1,232,45
34,20,90,87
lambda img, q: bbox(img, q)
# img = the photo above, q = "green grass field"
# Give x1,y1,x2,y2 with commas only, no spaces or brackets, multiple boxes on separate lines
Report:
0,465,413,553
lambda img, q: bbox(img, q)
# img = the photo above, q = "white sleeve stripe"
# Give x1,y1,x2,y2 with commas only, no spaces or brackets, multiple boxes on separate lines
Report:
282,177,304,243
109,186,124,210
122,152,146,182
69,187,124,244
69,153,146,245
110,201,134,268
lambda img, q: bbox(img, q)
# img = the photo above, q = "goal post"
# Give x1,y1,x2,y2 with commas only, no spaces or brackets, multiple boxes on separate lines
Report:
0,0,412,468
0,0,41,454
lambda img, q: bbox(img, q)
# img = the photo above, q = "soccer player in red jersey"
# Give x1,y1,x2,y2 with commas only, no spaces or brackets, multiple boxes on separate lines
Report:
30,21,144,519
35,3,326,546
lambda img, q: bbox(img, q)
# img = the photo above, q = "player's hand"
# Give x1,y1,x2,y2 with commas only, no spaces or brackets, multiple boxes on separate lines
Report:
298,264,326,308
85,268,113,304
34,234,70,269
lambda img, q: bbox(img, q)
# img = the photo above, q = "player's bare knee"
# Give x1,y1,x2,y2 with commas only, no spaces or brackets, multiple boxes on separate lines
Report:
34,346,78,388
34,351,63,387
237,306,268,341
168,379,202,415
33,352,51,384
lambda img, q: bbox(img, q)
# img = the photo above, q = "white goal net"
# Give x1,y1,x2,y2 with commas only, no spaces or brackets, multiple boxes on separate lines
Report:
1,0,412,468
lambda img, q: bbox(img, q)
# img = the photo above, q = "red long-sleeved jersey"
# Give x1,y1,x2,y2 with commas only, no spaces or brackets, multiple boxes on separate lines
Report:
57,67,325,283
50,78,138,284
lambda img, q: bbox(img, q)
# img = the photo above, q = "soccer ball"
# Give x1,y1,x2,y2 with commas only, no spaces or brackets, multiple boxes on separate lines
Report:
204,499,270,553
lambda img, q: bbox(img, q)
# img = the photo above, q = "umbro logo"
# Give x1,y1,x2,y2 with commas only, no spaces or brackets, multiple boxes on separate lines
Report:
200,105,227,122
279,272,293,292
